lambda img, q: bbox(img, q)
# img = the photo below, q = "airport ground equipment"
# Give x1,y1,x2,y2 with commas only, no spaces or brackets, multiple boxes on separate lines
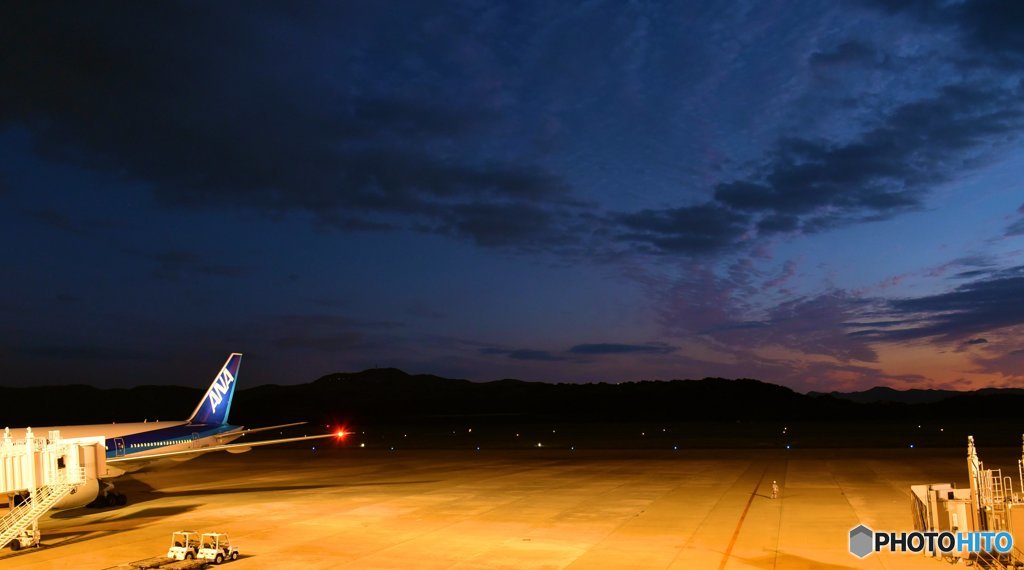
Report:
104,557,210,569
197,532,238,564
168,530,201,560
911,435,1024,568
0,428,105,550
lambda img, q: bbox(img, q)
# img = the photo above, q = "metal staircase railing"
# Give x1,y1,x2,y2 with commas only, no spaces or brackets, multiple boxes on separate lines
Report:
991,470,1007,530
0,467,84,548
975,548,1010,570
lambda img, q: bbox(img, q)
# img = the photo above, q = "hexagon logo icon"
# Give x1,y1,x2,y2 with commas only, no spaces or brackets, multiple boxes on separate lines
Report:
849,524,874,558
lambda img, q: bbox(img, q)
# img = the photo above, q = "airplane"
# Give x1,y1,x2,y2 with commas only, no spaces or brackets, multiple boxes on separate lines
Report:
21,352,342,509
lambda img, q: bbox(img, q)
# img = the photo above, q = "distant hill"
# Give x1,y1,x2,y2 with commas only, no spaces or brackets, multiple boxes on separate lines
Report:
808,386,1024,404
2,368,1023,428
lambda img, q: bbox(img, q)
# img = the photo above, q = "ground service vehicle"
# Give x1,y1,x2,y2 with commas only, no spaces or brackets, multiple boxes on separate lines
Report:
167,531,200,560
197,533,238,564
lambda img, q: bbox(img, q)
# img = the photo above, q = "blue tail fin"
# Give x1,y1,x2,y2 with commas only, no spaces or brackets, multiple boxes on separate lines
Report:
188,353,241,425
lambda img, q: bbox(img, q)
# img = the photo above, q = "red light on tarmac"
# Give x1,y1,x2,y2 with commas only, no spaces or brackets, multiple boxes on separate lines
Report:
336,430,347,439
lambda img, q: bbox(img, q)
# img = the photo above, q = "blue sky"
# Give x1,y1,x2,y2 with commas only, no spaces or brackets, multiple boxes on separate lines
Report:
2,1,1024,391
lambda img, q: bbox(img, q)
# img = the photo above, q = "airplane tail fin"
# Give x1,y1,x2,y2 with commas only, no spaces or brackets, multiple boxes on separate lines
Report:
188,353,242,425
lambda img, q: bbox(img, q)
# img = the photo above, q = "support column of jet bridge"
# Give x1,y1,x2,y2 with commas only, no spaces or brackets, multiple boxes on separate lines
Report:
0,428,106,551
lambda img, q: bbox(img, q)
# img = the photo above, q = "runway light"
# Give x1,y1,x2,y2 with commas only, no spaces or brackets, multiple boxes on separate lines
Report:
360,443,365,448
335,430,347,439
785,445,791,449
673,446,678,451
909,444,915,448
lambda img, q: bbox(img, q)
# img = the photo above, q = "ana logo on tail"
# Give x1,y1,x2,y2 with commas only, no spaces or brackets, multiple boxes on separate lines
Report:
208,368,235,414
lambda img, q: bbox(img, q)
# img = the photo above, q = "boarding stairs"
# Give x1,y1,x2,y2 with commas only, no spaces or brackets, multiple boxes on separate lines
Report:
0,467,84,548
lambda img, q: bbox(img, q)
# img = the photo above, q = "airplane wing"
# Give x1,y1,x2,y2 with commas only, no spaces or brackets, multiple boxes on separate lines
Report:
107,433,338,466
215,422,308,441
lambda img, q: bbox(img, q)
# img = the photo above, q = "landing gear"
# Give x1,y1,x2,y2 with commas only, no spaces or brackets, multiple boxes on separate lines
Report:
87,491,127,508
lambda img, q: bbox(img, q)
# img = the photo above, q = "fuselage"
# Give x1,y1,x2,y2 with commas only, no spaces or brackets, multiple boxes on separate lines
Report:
29,421,244,463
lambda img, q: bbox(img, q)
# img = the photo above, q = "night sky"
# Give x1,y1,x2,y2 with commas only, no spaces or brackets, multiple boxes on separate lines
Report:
3,1,1024,391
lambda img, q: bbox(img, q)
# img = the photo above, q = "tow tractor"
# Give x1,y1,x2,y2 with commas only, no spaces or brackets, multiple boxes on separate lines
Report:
167,531,200,560
196,533,239,564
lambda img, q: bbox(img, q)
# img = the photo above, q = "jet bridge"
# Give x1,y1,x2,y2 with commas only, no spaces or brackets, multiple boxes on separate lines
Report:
911,435,1024,568
0,427,106,550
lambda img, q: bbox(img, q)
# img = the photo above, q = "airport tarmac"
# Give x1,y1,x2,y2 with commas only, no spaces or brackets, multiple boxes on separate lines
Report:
0,446,976,569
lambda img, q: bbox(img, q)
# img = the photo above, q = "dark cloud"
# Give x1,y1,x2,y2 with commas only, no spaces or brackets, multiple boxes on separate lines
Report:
268,314,403,353
438,202,567,249
615,83,1023,255
124,249,247,280
567,342,676,356
965,337,988,345
15,345,153,361
756,214,800,235
270,315,403,330
951,0,1024,68
481,342,676,360
715,85,1021,221
617,204,749,254
479,347,563,361
273,333,364,352
863,0,1024,68
0,3,579,251
809,41,876,67
1007,218,1024,237
506,349,561,361
28,209,123,236
954,269,992,279
851,266,1024,342
926,254,997,278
